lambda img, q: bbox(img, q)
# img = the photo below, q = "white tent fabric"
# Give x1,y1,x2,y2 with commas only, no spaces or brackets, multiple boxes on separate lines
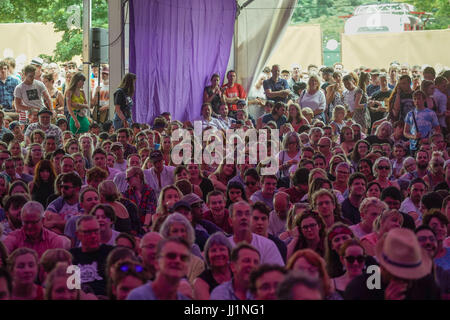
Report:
235,0,297,94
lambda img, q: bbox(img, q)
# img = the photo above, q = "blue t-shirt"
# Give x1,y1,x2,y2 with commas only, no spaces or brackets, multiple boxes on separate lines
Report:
127,282,190,300
435,248,450,272
263,78,290,103
404,108,439,150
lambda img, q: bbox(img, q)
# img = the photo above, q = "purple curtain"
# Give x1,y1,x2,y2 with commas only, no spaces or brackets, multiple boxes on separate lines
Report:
129,0,236,123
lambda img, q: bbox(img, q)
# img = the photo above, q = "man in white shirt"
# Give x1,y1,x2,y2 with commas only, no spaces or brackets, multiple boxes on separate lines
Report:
400,178,427,224
143,150,175,198
268,192,291,237
227,200,284,266
14,64,52,123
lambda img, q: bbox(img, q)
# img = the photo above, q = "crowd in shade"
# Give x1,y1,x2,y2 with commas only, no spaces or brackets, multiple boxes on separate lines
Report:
0,56,449,300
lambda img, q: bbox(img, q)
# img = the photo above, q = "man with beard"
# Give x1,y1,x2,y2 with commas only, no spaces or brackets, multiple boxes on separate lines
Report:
400,178,427,224
0,194,28,238
341,173,367,225
210,243,260,300
412,150,431,179
415,226,450,299
228,201,284,266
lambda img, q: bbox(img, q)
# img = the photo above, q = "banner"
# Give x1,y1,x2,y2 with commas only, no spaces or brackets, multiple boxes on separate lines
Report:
342,29,450,71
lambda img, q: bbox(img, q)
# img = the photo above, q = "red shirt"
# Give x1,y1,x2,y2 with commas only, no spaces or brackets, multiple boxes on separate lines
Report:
222,83,247,111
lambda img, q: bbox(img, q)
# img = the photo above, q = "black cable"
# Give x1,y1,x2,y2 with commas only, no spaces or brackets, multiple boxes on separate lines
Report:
100,0,128,47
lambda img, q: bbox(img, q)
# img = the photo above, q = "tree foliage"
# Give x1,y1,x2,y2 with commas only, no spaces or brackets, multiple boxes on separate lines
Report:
0,0,108,62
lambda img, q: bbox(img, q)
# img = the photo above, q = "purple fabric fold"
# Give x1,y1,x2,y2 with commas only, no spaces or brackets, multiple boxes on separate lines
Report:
129,0,236,123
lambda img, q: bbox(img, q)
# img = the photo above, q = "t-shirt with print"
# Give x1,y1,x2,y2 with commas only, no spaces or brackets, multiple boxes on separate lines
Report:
14,80,48,122
405,108,439,150
60,202,82,221
113,88,132,119
222,83,247,111
70,244,114,296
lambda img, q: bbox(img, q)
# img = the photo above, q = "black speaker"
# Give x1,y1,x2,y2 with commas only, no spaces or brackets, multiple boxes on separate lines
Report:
91,28,109,64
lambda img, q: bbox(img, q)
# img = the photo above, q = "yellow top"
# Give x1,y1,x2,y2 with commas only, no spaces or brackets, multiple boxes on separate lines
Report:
71,91,86,111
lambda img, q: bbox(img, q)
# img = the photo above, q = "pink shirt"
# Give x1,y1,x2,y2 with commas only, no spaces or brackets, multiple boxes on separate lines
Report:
3,228,66,258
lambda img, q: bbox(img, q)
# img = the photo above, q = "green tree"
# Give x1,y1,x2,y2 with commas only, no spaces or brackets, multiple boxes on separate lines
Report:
0,0,108,62
395,0,450,29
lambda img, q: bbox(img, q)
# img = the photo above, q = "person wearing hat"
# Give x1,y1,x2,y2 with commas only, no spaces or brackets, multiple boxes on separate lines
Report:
91,66,110,123
143,150,176,198
344,228,440,300
367,69,381,97
24,107,63,148
221,70,247,113
14,64,52,124
30,57,44,82
181,193,223,237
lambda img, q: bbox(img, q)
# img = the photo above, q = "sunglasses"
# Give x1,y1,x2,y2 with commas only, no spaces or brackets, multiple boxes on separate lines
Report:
377,166,390,170
162,252,190,262
344,255,366,264
119,263,145,273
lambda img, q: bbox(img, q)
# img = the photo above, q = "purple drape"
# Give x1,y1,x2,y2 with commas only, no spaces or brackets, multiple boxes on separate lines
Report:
129,0,236,123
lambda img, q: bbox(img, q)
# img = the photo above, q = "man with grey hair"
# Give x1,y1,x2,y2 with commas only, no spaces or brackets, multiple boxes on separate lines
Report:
276,271,323,300
228,200,284,266
2,201,67,258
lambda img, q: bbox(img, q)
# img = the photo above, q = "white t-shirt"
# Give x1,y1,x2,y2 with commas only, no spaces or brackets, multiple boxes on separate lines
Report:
343,88,357,112
228,233,285,266
268,211,287,238
299,90,326,113
114,161,127,172
14,80,48,110
60,202,81,221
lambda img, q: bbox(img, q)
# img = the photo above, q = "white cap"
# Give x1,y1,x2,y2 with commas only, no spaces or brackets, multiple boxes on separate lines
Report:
31,57,44,66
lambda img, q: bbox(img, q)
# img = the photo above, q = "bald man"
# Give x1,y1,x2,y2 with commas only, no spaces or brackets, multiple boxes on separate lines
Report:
268,192,291,237
139,232,163,280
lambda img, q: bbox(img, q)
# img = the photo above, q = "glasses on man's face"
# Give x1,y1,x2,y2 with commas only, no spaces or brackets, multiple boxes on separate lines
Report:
418,236,436,243
302,223,318,231
162,252,190,262
23,218,41,225
344,255,365,264
80,228,99,235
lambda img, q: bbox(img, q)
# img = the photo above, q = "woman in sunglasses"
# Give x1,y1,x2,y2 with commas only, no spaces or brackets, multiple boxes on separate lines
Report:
109,259,148,300
423,152,445,190
332,239,366,297
373,157,399,190
324,224,355,278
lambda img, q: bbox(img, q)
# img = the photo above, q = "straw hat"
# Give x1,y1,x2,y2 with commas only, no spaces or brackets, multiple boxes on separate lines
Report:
375,228,432,280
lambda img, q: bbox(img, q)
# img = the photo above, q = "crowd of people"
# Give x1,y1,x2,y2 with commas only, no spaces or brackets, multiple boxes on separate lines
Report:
0,55,448,300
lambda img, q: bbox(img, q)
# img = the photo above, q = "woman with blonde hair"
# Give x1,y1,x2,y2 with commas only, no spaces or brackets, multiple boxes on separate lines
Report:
208,162,236,193
151,184,183,232
326,71,345,120
329,105,347,136
301,107,314,124
372,156,399,190
423,151,445,189
299,74,326,122
360,209,403,256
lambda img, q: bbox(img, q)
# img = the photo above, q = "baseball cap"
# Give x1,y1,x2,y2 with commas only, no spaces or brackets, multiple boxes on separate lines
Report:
172,201,191,212
101,66,109,74
149,150,163,162
110,142,123,150
31,57,44,66
37,107,53,116
9,121,20,131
